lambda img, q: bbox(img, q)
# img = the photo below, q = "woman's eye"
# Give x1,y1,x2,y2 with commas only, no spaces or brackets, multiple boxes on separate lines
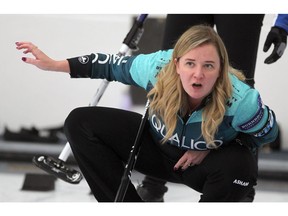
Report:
204,64,214,69
186,62,194,66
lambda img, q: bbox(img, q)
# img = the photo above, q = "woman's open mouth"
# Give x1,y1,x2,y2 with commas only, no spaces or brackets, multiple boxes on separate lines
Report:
192,83,202,88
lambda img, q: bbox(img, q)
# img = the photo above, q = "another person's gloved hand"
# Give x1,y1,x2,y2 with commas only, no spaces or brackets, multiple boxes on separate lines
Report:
263,26,287,64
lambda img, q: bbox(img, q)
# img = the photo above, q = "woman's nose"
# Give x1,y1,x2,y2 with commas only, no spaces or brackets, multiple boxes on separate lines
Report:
193,66,204,78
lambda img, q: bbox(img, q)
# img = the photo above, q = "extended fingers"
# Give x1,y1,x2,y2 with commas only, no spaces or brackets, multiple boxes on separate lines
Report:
16,42,38,54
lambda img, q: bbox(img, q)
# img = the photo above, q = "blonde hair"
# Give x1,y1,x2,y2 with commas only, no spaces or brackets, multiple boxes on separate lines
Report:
147,25,245,148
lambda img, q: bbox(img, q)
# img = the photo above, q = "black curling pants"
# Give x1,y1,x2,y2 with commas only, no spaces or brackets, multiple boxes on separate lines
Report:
162,14,265,88
64,107,258,202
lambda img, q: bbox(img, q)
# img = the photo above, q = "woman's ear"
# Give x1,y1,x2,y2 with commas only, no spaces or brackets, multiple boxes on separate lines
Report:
173,58,178,66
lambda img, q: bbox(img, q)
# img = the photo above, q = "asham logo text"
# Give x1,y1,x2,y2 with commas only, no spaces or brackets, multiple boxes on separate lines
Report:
233,179,249,186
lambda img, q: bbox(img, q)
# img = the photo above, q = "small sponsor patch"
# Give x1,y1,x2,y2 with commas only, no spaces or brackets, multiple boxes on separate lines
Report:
239,95,264,130
78,55,89,64
253,109,274,137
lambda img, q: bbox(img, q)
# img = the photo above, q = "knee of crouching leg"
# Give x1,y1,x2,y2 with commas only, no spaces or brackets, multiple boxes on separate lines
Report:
64,107,84,136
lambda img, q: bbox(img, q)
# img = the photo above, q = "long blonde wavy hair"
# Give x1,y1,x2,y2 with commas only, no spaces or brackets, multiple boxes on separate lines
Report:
147,25,245,148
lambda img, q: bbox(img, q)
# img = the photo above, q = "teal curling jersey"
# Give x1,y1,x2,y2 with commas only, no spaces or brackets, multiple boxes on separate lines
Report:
67,49,278,150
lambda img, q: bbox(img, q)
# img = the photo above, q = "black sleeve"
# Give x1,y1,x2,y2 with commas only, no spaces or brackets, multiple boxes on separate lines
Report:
67,54,95,78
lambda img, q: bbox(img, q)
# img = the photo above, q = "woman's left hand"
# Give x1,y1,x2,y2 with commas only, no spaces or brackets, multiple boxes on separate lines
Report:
174,149,210,171
15,41,70,73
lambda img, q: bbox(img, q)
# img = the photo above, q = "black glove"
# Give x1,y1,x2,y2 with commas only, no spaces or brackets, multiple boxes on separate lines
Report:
263,26,287,64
